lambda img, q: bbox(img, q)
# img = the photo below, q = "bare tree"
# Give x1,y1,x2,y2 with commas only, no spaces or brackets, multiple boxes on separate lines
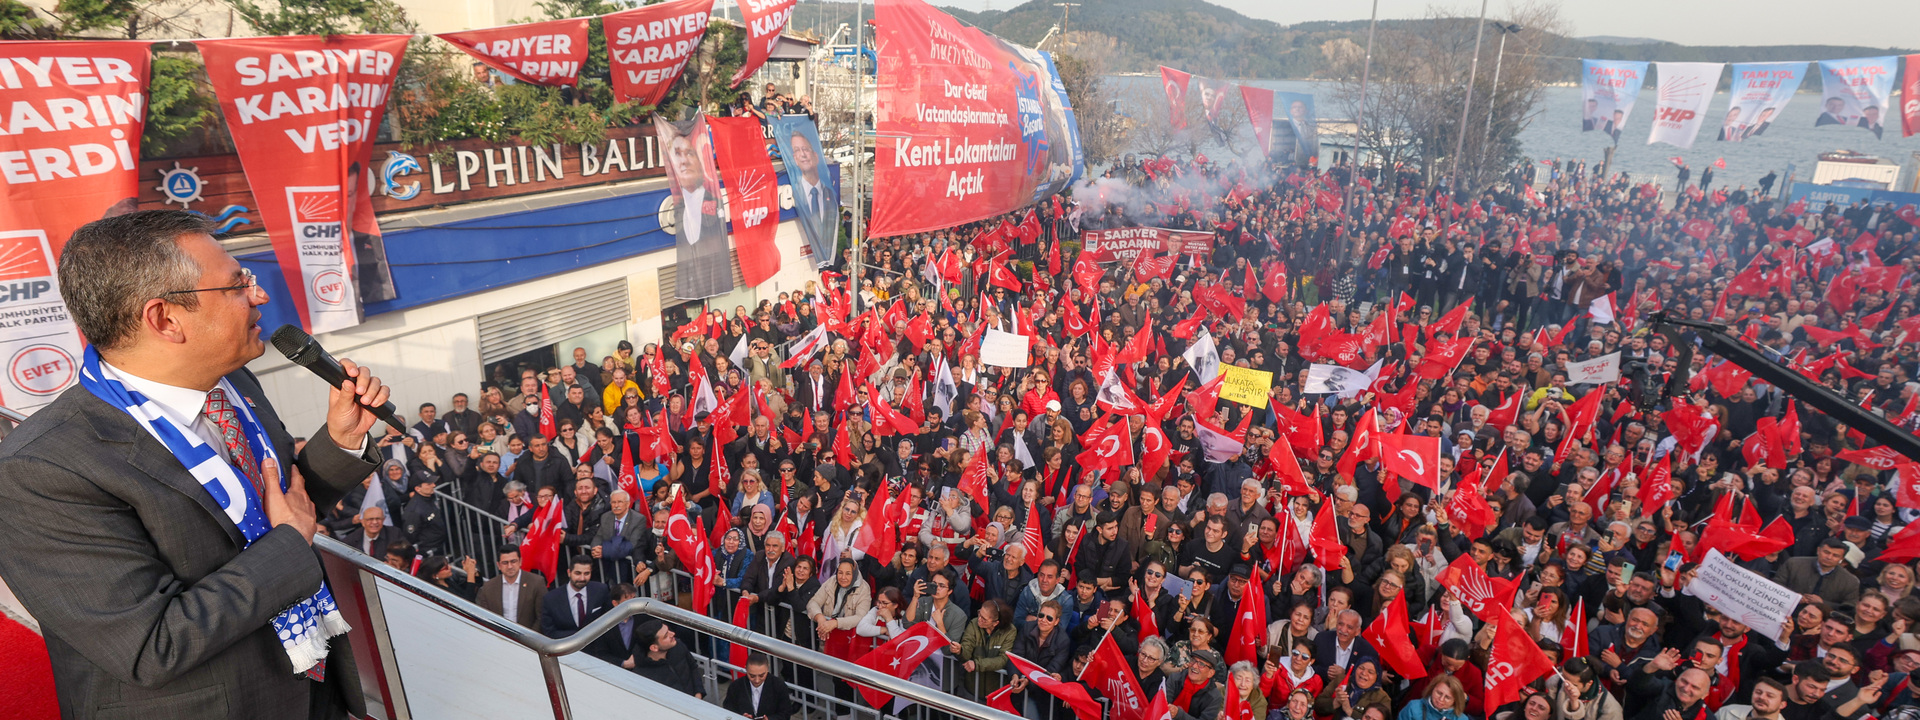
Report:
1329,1,1567,191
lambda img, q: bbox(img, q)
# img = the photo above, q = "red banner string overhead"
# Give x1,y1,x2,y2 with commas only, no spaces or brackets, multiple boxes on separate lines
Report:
197,35,410,334
731,0,798,87
1159,65,1190,130
602,0,714,106
1240,84,1274,155
707,116,782,287
0,41,151,412
437,17,591,86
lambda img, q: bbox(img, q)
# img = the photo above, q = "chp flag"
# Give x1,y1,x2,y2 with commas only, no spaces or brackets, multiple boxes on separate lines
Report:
198,35,409,334
1565,352,1622,384
0,41,151,412
1647,62,1725,149
436,17,591,86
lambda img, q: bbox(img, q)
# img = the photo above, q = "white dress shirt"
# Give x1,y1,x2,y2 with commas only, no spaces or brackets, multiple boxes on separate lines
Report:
501,570,523,620
681,187,707,244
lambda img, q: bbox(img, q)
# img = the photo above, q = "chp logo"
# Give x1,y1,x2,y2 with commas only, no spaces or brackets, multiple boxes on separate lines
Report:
10,344,75,396
0,232,56,294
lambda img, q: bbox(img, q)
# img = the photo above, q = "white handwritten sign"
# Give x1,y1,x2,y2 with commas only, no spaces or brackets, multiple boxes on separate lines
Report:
1684,549,1798,648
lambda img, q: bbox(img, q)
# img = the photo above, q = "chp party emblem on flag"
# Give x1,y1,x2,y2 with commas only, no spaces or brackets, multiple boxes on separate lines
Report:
286,187,348,306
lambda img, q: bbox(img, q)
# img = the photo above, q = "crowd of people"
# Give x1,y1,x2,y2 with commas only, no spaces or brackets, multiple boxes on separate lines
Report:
319,149,1920,720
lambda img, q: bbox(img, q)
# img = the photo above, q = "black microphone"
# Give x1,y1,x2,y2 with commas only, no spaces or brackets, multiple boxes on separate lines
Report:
269,324,407,433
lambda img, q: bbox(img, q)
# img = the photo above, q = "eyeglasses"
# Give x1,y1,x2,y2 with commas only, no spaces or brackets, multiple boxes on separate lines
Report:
164,267,257,299
1146,569,1165,578
1039,614,1058,622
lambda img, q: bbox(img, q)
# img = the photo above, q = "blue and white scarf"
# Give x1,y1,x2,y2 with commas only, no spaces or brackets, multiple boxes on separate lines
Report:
79,347,348,675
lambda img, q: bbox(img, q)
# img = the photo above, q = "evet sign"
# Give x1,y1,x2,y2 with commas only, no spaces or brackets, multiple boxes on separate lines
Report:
10,343,73,395
0,232,84,412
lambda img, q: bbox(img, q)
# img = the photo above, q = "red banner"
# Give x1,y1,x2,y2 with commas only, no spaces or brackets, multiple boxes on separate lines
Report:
731,0,796,87
0,41,149,412
198,35,408,334
708,116,780,287
1159,65,1189,130
869,0,1051,237
437,17,591,86
1241,85,1274,155
1904,54,1920,138
1079,226,1214,263
603,0,714,106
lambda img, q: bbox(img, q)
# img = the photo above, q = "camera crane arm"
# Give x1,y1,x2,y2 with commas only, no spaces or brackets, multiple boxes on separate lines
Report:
1643,311,1920,463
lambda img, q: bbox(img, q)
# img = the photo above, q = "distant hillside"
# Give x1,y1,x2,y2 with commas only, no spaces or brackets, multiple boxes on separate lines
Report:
789,0,1916,81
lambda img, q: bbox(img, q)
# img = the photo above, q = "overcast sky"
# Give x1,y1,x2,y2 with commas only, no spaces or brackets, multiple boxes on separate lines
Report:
937,0,1919,50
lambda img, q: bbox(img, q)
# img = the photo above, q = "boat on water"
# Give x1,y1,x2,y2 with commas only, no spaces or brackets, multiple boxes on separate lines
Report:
1817,149,1882,164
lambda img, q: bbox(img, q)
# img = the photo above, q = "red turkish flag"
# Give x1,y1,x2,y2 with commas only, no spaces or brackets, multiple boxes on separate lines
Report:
1309,500,1347,570
1436,552,1517,622
1226,566,1267,666
1363,590,1428,680
1011,653,1105,720
1263,262,1289,303
1377,432,1442,489
665,490,717,611
1415,337,1475,380
521,494,567,584
1487,391,1523,431
1484,610,1555,709
537,382,558,440
852,621,951,707
989,262,1025,292
1079,632,1150,720
853,483,898,560
1023,501,1047,573
1682,217,1716,240
1141,423,1173,480
1075,415,1136,473
1563,598,1589,659
1446,463,1499,540
1336,410,1379,478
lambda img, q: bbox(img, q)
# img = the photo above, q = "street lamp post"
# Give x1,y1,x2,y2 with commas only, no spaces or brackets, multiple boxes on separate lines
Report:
1345,0,1380,229
1480,23,1522,181
1448,0,1490,189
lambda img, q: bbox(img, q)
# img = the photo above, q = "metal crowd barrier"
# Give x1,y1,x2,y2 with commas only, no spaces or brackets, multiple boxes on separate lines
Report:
317,534,1024,720
382,486,1102,720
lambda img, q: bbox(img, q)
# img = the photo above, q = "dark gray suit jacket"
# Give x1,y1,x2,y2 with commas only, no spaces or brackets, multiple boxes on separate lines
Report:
0,368,379,720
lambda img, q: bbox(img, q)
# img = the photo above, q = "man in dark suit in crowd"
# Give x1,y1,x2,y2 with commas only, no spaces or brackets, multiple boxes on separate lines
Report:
343,505,395,559
589,583,644,665
540,557,611,639
793,360,834,414
442,392,483,441
723,654,795,720
591,489,656,582
511,434,573,495
477,545,547,629
0,210,388,718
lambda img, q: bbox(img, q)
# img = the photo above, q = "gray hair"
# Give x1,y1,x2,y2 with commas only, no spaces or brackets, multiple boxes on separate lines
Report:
1207,492,1230,509
1334,485,1359,502
1139,635,1170,658
1230,661,1259,687
60,210,214,352
1241,477,1263,493
504,481,528,495
765,530,786,545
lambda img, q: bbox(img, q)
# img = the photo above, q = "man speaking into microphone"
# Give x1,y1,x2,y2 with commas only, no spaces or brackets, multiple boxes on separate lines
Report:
0,210,390,719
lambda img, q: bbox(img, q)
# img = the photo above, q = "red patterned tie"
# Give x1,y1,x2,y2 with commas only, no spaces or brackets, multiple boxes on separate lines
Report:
203,389,327,681
201,388,264,499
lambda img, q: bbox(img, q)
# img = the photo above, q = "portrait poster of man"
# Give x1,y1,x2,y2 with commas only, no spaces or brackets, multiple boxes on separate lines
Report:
1720,62,1803,142
1816,56,1897,139
1267,92,1318,166
1579,59,1648,143
769,115,841,268
655,114,733,300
